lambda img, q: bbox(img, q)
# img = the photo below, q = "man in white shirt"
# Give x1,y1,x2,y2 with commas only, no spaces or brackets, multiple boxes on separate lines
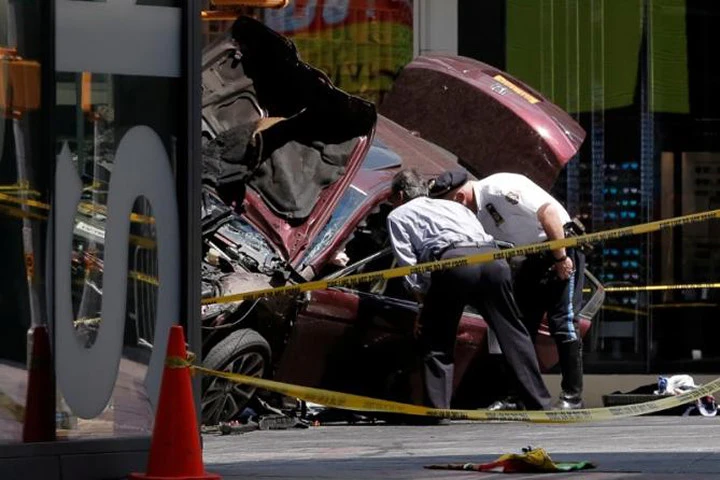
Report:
387,169,551,416
430,170,586,410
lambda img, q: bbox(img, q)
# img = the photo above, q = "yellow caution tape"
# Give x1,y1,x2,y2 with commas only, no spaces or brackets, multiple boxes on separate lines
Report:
72,317,102,327
202,208,720,305
600,303,718,315
651,302,717,309
0,203,47,221
0,191,155,225
0,183,40,196
0,180,30,190
129,234,156,250
0,180,39,194
188,362,720,424
598,283,720,293
129,270,159,286
82,180,103,192
77,201,155,225
600,305,649,316
0,191,50,210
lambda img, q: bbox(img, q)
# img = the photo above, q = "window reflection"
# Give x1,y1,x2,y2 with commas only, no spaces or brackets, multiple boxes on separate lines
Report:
0,0,51,445
55,69,179,439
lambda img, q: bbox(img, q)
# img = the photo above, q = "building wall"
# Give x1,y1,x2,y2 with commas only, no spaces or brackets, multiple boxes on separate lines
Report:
413,0,457,57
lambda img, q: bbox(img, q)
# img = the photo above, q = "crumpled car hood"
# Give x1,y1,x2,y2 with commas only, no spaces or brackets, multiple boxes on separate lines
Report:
201,16,376,261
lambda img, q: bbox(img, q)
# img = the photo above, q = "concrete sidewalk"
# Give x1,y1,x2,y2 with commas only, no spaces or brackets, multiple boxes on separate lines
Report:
203,417,720,479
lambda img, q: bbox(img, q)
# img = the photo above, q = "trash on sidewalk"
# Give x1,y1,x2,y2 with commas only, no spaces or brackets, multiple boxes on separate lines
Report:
425,446,595,473
201,397,311,436
259,414,309,430
656,375,717,416
655,375,698,395
602,374,717,417
218,421,259,436
298,399,378,425
304,401,326,418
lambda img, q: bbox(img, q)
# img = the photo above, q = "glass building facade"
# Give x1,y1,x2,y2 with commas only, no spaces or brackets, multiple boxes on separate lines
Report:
459,0,720,373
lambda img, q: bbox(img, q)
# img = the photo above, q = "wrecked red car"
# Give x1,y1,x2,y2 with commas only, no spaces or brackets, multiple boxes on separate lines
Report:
199,16,603,425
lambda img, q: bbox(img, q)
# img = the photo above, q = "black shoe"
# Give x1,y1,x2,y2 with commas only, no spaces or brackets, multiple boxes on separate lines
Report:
554,394,584,410
487,397,526,411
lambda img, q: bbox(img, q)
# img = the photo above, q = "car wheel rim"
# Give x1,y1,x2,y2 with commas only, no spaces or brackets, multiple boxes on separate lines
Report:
202,351,265,425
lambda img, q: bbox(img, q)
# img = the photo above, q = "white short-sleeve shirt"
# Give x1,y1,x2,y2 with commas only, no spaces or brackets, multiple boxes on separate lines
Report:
473,173,571,246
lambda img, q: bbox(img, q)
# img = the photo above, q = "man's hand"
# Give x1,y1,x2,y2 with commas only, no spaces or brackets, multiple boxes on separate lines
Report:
330,250,350,267
553,256,575,280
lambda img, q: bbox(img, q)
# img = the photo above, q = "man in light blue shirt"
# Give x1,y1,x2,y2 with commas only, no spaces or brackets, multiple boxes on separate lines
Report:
387,169,551,415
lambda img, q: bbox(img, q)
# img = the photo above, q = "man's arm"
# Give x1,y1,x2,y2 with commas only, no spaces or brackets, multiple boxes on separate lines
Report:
387,215,425,293
387,215,425,337
537,203,574,280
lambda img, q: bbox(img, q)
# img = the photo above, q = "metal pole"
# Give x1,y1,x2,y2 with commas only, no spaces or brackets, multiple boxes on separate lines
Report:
182,0,203,424
6,2,43,371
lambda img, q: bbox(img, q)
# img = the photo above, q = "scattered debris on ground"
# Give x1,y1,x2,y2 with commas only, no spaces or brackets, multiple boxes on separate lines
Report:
425,446,595,473
602,374,717,417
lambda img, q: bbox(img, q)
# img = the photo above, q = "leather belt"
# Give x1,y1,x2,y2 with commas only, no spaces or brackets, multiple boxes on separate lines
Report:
433,240,495,260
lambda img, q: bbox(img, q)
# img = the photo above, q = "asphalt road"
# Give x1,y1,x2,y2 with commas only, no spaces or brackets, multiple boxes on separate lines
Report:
202,416,720,479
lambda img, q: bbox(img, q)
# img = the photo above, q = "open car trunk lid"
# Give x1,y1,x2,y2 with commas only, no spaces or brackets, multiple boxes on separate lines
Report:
379,55,585,189
201,16,376,262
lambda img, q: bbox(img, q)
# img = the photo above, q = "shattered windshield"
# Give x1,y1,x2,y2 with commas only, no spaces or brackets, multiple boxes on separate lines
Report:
300,185,368,267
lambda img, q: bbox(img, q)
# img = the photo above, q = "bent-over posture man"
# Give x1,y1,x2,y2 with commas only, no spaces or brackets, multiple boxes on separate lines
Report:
387,169,551,416
430,170,586,410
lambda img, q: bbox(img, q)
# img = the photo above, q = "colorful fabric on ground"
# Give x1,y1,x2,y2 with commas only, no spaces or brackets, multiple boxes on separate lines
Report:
425,447,595,473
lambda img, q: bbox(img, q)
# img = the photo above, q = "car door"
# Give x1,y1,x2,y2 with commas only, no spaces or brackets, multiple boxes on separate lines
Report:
274,247,488,405
273,272,420,402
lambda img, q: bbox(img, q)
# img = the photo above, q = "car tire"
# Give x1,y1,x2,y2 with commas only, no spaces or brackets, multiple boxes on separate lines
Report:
201,328,271,425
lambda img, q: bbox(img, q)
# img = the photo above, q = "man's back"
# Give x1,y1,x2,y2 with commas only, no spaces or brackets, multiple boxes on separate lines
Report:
387,196,493,293
387,196,492,263
473,173,570,246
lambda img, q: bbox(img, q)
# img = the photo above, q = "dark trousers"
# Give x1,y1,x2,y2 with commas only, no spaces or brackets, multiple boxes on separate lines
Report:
513,248,586,397
419,246,552,411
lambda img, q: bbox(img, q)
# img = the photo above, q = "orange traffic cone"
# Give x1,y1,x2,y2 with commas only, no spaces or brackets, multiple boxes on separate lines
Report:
22,325,56,443
130,325,220,479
